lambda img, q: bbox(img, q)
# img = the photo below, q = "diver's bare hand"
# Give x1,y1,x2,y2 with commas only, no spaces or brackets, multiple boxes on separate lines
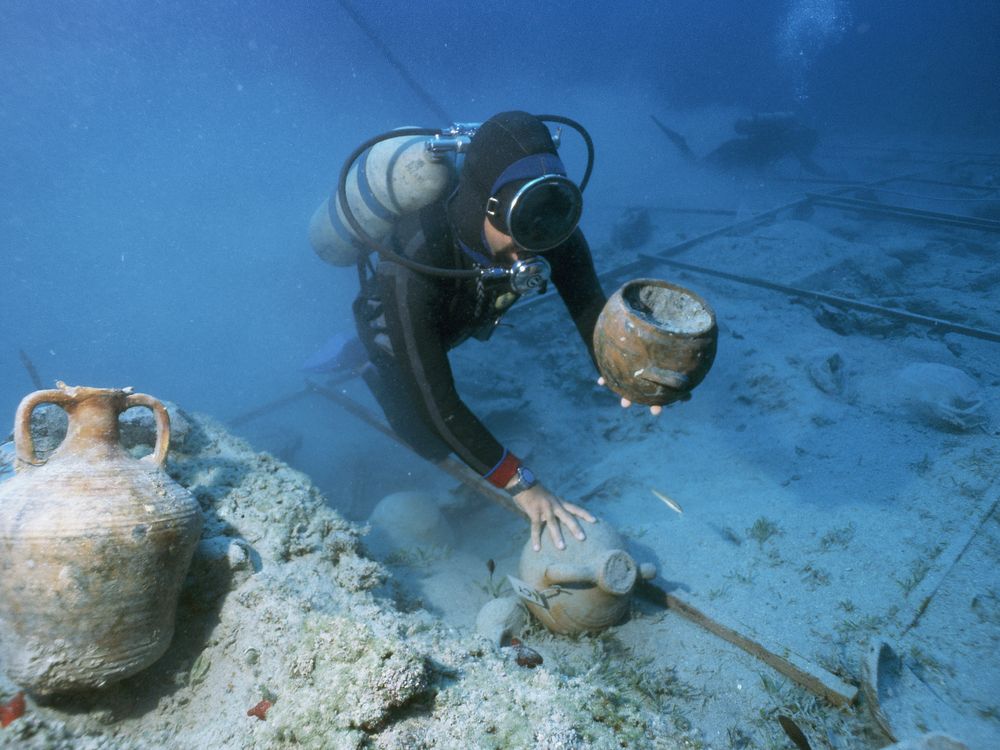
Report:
597,376,663,416
510,483,596,552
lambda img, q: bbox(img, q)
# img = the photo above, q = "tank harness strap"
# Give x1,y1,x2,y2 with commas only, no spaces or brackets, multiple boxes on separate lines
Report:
356,147,397,223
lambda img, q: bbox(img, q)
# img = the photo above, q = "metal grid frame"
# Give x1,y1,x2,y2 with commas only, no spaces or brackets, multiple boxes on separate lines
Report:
523,151,1000,345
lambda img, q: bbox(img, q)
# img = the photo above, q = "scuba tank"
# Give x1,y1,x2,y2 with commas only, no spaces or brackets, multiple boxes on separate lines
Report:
308,130,458,267
309,117,594,281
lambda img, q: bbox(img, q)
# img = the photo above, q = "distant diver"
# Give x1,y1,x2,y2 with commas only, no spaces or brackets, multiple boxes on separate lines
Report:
651,112,827,177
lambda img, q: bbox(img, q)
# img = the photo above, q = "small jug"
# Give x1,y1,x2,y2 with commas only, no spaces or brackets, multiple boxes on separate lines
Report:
594,278,717,406
0,383,202,694
517,522,655,635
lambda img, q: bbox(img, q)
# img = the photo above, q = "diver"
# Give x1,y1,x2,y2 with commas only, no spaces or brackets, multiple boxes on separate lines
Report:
652,111,828,177
339,111,653,553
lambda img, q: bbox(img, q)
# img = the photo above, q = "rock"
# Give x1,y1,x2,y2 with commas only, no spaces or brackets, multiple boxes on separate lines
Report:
475,596,528,646
611,207,654,250
119,400,192,451
807,348,846,395
0,409,693,750
367,491,452,553
185,535,255,608
896,362,987,432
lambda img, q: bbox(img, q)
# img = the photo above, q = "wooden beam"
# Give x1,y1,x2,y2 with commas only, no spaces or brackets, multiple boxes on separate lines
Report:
637,580,859,707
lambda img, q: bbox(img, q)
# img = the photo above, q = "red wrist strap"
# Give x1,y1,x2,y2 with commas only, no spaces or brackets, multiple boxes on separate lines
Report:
484,451,521,489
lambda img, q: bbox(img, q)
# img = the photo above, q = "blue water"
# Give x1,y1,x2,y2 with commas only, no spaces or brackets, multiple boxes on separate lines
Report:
1,0,995,499
1,0,996,419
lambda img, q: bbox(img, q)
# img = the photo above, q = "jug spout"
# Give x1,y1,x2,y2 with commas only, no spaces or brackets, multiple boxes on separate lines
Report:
545,549,638,596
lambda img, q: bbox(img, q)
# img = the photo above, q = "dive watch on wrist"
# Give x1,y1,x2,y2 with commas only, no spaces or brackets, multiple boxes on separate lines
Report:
505,465,538,496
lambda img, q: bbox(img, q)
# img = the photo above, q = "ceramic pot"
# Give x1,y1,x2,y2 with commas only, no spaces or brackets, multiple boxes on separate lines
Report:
518,521,655,635
0,383,202,694
593,279,717,406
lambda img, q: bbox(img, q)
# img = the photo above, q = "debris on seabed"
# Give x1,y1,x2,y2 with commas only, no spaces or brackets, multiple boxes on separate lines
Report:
247,699,272,721
509,638,544,669
0,692,26,728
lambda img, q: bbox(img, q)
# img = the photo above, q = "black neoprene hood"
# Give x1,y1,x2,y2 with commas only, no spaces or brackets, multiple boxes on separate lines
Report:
447,111,560,254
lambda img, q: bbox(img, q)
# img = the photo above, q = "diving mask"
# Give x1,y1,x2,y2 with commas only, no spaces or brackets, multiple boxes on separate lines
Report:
485,154,583,252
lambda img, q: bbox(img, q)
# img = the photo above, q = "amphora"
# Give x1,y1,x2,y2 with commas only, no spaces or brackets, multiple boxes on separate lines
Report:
517,522,655,635
0,383,202,694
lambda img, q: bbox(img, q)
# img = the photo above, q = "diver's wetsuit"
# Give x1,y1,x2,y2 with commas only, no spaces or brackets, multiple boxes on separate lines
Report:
353,199,605,482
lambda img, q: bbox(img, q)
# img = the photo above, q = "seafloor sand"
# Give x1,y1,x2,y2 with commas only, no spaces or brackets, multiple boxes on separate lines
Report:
2,148,998,749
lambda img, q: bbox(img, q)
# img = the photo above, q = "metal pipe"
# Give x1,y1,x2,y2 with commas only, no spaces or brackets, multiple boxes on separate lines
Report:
823,144,1000,161
641,256,1000,345
772,176,999,193
335,0,451,124
894,176,999,192
808,192,1000,233
607,206,740,217
18,350,43,390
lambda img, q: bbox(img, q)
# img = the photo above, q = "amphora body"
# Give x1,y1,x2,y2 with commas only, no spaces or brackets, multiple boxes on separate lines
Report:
0,384,202,694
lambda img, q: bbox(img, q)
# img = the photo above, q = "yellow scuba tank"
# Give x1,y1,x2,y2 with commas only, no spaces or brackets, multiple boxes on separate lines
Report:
309,133,456,267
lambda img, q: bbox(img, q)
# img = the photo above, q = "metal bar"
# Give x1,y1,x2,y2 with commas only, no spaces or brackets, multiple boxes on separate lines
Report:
519,161,971,322
228,387,315,428
772,176,999,193
641,256,1000,345
824,144,1000,161
894,176,999,192
227,372,357,428
17,350,43,390
608,206,740,217
900,496,1000,636
335,0,451,124
808,192,1000,232
516,198,811,315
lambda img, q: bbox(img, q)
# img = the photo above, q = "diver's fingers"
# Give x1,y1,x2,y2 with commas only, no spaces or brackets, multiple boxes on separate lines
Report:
555,509,586,542
544,509,566,551
620,397,632,408
530,518,543,553
561,501,596,524
650,404,663,416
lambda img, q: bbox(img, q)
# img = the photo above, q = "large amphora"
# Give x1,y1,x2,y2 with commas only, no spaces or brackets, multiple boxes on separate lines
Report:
0,383,202,695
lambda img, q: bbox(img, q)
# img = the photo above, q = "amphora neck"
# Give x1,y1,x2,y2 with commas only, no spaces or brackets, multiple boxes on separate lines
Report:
59,389,129,457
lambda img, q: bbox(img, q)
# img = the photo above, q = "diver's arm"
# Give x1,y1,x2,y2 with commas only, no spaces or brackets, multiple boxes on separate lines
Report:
548,229,606,367
378,261,516,481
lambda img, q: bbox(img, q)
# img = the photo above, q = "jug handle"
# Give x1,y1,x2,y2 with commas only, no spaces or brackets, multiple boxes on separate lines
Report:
125,393,171,467
14,388,73,466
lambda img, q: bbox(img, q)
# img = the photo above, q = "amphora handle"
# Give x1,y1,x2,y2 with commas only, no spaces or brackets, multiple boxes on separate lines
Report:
13,388,172,468
124,393,171,467
14,388,73,466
